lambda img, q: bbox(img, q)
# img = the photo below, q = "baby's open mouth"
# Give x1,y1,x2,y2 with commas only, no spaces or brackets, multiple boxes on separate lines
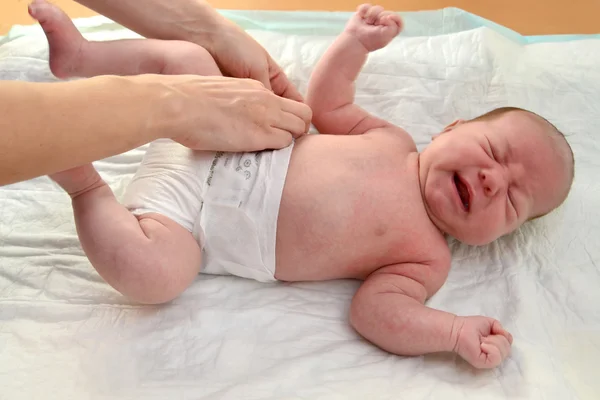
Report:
454,173,470,211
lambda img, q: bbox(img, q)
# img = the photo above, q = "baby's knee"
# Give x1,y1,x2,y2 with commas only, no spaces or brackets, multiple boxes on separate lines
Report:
118,253,200,305
111,215,202,305
163,42,221,76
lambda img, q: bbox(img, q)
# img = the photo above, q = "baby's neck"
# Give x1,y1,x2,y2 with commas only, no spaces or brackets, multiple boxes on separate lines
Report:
415,153,446,236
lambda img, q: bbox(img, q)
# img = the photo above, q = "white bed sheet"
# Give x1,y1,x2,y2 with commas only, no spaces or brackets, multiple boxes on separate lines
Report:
1,11,600,400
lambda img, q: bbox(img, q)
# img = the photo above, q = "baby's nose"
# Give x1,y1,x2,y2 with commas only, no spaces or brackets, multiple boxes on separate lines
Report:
479,168,505,197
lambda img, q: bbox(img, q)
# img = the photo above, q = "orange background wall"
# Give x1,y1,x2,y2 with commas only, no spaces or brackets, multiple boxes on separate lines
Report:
2,0,599,35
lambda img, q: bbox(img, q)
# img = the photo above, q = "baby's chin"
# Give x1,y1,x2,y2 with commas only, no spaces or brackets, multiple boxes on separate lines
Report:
444,228,500,247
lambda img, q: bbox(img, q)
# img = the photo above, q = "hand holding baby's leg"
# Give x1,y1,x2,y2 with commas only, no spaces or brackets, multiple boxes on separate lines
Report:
344,4,403,52
53,168,202,304
29,0,221,78
37,0,221,196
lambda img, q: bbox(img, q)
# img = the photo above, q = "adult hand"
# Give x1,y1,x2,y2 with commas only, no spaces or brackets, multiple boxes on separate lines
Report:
74,0,304,102
206,19,303,102
144,74,312,152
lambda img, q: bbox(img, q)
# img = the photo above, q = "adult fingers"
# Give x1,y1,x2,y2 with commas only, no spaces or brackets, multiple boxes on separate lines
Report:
279,97,313,131
267,56,304,102
249,60,273,92
271,111,310,139
265,127,294,149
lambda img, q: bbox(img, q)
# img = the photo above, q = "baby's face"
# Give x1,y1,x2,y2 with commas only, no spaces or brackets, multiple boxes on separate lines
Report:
418,111,570,246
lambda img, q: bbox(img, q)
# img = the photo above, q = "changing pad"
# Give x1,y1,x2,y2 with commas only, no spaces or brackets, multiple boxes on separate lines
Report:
1,8,599,400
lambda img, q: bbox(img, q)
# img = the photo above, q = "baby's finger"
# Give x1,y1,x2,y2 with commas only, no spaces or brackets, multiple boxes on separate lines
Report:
491,320,514,344
390,14,403,30
480,343,502,367
357,3,372,18
482,335,511,360
380,11,401,27
379,14,393,27
366,5,384,24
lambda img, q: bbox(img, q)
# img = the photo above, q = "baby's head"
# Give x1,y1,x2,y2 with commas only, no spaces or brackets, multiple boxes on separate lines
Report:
418,107,574,246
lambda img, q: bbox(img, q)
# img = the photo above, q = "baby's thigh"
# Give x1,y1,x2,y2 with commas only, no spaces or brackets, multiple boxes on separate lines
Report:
127,211,203,303
159,41,221,76
122,139,213,240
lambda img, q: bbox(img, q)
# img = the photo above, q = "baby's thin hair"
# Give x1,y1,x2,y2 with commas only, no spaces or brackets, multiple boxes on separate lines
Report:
472,106,575,219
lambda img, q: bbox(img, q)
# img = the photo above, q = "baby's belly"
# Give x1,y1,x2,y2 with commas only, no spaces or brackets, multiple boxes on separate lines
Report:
274,136,407,281
275,206,383,281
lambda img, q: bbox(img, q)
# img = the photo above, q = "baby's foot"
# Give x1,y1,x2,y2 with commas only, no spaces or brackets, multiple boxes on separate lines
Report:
50,164,105,199
345,4,403,52
28,0,88,79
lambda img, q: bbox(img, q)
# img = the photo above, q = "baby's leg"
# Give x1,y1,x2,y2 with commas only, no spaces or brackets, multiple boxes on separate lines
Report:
53,165,202,304
36,0,220,187
30,1,214,303
29,0,220,78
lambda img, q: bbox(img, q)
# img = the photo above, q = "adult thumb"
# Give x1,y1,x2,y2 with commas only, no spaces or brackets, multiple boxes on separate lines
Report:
250,64,273,92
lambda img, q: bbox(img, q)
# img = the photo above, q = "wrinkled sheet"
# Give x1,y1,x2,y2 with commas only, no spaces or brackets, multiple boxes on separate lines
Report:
1,9,600,400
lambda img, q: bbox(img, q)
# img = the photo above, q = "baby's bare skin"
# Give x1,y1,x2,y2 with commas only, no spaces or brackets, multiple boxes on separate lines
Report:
276,130,448,283
34,1,573,370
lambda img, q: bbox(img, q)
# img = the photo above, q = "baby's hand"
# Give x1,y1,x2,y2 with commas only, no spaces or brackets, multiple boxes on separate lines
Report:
453,316,513,369
344,4,403,52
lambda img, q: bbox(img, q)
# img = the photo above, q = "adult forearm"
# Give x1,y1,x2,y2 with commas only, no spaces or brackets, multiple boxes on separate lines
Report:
0,76,162,185
74,0,223,48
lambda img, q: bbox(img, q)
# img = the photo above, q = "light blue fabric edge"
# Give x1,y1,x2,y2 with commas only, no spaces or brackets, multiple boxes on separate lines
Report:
218,8,600,44
1,7,598,44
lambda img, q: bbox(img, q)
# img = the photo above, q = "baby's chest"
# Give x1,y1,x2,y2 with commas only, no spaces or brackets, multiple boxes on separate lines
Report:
358,176,445,263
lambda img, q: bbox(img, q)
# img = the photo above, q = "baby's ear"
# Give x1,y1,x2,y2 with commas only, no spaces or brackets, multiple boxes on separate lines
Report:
443,119,465,132
432,119,465,140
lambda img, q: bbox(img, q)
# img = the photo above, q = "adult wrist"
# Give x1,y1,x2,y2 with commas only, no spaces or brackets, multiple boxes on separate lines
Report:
126,74,211,145
183,1,230,53
98,75,175,144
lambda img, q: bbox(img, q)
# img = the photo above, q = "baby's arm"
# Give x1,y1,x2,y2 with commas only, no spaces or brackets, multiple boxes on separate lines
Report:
350,263,513,369
307,5,402,135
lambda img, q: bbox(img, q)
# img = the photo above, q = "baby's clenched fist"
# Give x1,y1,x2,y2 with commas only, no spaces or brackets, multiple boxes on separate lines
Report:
344,4,403,52
453,316,513,369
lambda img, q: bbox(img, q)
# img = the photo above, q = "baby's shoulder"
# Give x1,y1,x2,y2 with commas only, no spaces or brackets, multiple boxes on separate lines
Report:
364,125,417,152
372,240,451,296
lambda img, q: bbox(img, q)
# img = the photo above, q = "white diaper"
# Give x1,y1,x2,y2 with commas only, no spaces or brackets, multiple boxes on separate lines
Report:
121,139,293,282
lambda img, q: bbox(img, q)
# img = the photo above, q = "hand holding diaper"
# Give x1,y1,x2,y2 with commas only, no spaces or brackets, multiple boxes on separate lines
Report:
147,75,312,152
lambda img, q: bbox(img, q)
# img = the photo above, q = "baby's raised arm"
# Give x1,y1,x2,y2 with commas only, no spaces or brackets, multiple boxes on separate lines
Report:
306,4,402,135
350,263,514,369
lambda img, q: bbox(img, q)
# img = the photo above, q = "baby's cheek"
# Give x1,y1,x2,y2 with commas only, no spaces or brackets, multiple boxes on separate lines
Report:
466,210,505,244
483,209,508,239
